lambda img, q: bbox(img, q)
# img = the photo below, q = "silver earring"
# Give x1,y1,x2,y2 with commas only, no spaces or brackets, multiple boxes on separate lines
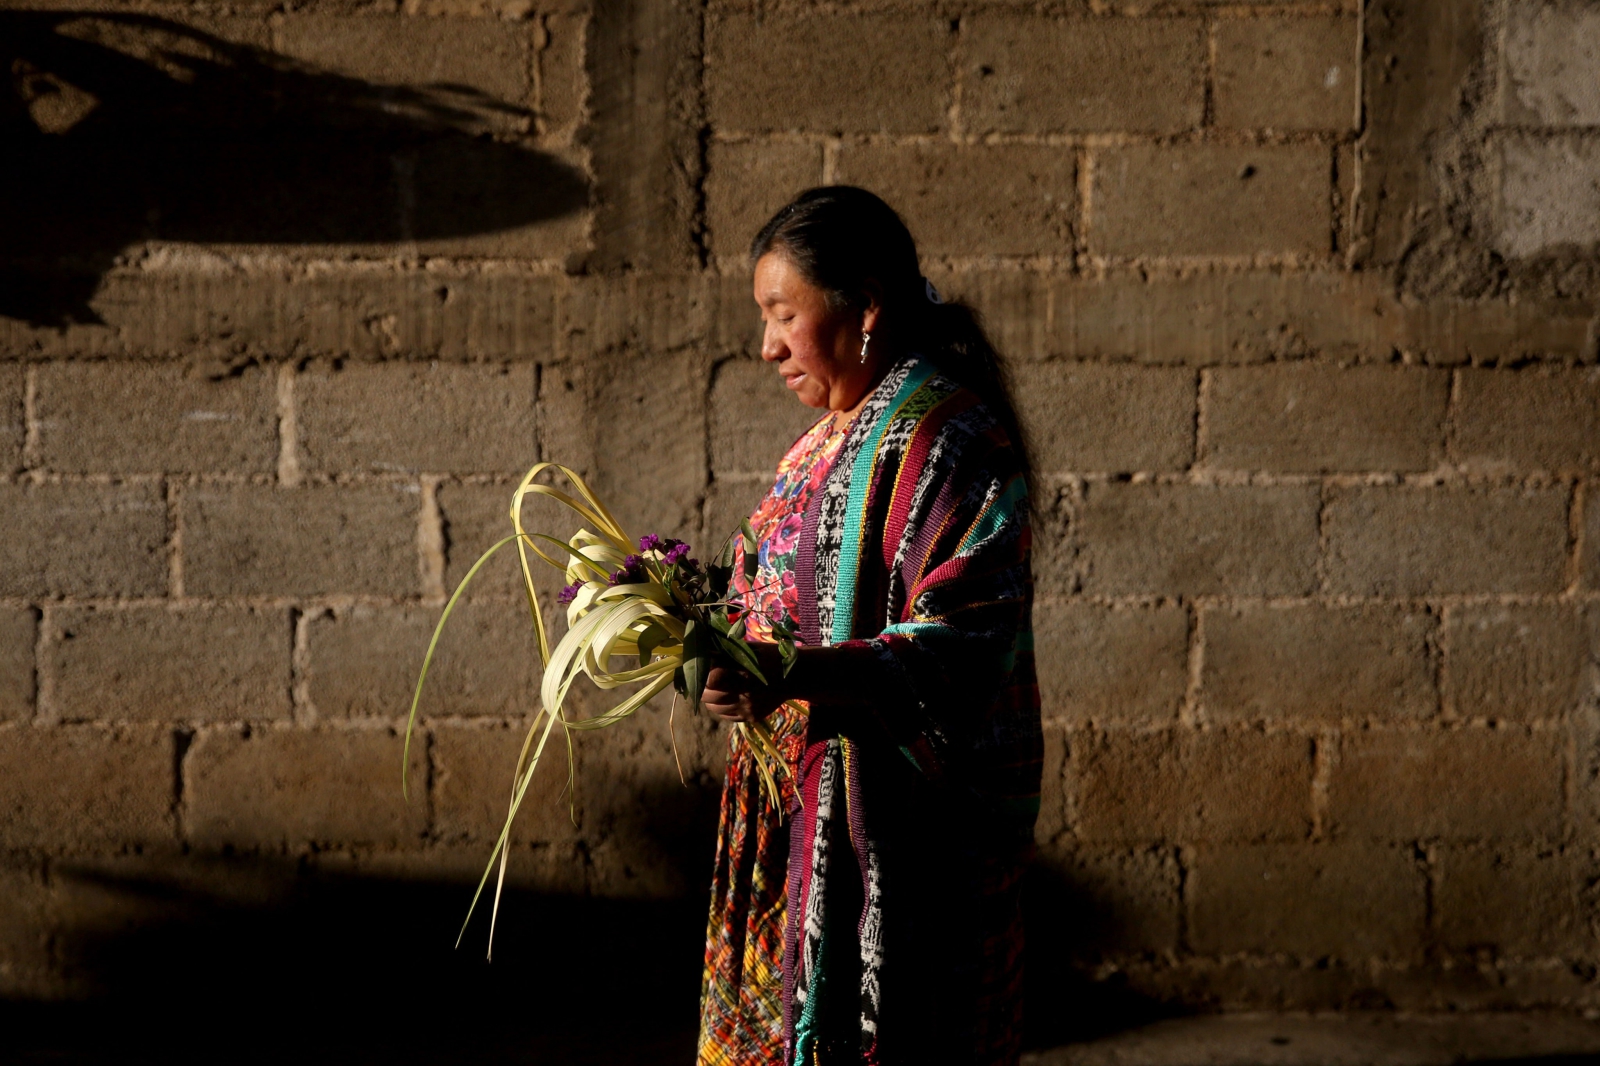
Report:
859,331,871,365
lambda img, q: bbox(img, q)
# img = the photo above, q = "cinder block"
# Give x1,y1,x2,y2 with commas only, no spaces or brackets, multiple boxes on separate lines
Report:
1069,727,1313,843
1201,604,1437,724
558,350,706,542
963,15,1203,134
185,725,428,847
559,274,722,361
437,481,564,602
1031,270,1590,366
298,362,537,475
432,721,583,845
0,484,167,599
834,143,1075,257
707,12,949,133
47,607,291,723
275,15,531,104
1,364,22,473
538,8,588,139
0,724,173,850
35,362,277,475
705,141,825,260
709,358,826,482
1324,486,1569,596
1498,133,1600,256
306,602,541,720
1503,3,1600,126
1034,602,1188,725
1203,365,1449,473
182,484,419,598
1077,483,1320,596
1012,363,1195,473
1091,144,1331,257
0,609,34,723
1453,368,1600,473
1326,728,1564,839
1214,17,1359,130
1435,846,1595,956
1442,605,1591,722
1188,844,1425,958
1031,845,1181,954
24,272,558,362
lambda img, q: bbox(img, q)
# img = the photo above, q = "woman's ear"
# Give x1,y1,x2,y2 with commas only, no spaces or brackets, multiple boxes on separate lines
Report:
859,278,885,335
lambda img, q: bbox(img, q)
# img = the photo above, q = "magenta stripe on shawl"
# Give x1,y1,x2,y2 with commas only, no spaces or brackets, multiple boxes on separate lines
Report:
901,474,963,608
880,390,975,573
784,740,826,1050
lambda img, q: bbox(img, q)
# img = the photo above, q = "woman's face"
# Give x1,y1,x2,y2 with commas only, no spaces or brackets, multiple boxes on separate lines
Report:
753,252,880,411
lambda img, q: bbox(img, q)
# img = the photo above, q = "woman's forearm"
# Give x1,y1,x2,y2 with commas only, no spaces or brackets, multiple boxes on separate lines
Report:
763,642,887,708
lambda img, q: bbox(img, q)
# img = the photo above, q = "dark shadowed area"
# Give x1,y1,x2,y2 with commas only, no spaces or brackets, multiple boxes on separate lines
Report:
0,11,587,327
3,861,702,1065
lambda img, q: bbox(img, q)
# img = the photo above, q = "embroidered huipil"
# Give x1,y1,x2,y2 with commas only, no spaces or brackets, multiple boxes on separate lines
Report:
698,413,846,1066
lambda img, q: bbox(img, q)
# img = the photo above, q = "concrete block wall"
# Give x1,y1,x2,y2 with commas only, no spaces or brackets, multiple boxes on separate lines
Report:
3,0,1599,1014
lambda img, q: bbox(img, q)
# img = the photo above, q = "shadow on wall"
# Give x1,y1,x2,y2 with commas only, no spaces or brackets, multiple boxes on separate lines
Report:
1,11,589,328
1022,863,1180,1049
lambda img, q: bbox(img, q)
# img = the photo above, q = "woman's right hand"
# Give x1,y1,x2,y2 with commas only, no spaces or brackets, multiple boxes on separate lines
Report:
702,643,787,724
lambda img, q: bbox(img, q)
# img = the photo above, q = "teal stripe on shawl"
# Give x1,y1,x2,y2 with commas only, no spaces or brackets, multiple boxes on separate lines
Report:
829,359,937,646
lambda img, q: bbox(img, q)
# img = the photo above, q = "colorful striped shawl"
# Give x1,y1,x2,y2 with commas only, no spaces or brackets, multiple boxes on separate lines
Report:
783,357,1042,1066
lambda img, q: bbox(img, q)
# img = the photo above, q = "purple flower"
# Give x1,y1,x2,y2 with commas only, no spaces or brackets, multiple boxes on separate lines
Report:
623,554,643,570
557,581,583,605
663,542,691,565
639,534,662,552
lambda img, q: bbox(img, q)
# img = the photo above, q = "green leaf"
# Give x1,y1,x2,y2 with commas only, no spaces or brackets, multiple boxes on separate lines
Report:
777,636,798,678
637,619,668,668
741,518,759,584
713,630,767,686
681,619,708,710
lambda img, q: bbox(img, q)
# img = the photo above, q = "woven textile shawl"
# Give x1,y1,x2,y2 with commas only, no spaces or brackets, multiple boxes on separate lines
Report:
781,356,1041,1065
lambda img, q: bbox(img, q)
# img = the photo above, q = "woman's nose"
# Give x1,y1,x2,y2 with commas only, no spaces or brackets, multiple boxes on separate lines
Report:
760,324,783,362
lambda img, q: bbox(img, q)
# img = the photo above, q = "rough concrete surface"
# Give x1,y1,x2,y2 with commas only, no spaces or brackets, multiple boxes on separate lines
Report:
4,0,1600,1030
1022,1012,1600,1066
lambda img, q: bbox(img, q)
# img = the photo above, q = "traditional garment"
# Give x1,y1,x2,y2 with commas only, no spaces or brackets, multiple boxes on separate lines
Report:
699,413,848,1066
699,355,1041,1066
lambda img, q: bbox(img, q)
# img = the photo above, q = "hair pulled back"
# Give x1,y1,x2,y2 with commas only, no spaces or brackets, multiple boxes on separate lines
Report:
751,185,1031,482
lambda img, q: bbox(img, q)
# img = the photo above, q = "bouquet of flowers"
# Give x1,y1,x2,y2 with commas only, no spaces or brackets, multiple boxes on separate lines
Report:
403,462,795,951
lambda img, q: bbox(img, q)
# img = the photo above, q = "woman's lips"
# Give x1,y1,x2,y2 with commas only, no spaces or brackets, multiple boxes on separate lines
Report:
783,373,807,391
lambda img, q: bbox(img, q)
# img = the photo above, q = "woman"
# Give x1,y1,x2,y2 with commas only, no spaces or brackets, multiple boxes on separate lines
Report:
698,187,1041,1066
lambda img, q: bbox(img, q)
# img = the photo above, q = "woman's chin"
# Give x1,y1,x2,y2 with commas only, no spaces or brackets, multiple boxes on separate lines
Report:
792,383,829,408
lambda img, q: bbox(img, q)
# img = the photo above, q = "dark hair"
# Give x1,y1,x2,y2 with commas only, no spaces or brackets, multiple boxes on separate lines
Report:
751,186,1031,482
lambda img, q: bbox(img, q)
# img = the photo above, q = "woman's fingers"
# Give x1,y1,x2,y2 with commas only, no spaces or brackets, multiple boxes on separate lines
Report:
702,666,749,722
